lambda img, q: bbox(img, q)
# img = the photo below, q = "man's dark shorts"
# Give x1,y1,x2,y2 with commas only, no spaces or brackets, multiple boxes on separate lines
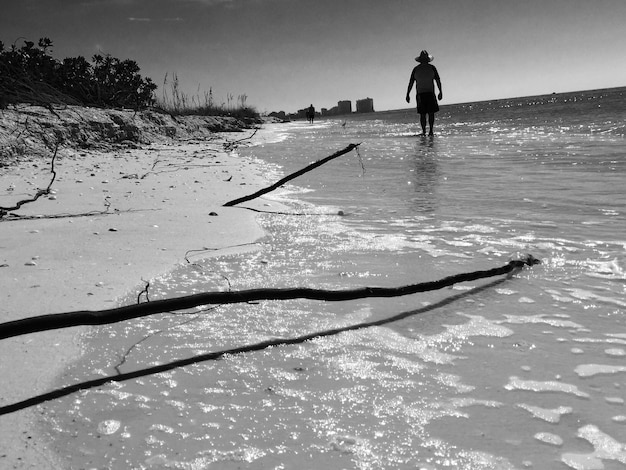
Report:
417,92,439,114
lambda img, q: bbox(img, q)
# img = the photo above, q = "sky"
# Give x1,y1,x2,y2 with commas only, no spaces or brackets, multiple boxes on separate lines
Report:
2,0,626,113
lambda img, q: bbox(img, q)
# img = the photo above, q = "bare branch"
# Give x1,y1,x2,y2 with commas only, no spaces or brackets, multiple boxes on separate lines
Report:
223,143,361,207
183,242,261,263
0,142,59,217
137,280,150,304
0,256,540,341
222,128,259,151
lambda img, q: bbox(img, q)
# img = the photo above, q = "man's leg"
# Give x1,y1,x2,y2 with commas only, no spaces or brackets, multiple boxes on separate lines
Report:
428,113,435,135
420,113,427,134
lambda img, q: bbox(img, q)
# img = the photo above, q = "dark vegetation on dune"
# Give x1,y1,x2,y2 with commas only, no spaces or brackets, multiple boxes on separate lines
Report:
0,37,258,120
0,38,157,110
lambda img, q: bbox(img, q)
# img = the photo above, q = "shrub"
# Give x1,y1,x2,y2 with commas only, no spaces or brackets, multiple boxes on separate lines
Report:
0,37,157,109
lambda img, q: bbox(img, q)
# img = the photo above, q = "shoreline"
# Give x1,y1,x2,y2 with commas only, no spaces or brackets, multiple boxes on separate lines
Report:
0,108,275,468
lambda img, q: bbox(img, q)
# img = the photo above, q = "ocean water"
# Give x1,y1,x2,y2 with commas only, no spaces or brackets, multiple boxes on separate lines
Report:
44,87,625,469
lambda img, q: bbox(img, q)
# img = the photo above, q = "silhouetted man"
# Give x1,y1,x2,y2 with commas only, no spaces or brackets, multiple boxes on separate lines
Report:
406,50,443,136
306,104,315,123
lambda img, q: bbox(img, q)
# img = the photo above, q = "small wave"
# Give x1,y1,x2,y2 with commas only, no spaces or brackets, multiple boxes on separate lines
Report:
561,425,626,469
586,258,625,280
504,376,589,398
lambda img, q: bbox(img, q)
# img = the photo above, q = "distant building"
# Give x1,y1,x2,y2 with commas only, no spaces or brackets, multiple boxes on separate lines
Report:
356,97,374,113
290,98,373,118
321,100,352,117
338,100,352,115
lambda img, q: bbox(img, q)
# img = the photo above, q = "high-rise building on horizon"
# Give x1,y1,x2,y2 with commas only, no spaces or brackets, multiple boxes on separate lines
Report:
356,97,374,113
337,100,352,115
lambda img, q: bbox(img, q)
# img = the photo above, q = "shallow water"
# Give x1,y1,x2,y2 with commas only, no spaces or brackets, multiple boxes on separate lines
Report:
45,88,625,469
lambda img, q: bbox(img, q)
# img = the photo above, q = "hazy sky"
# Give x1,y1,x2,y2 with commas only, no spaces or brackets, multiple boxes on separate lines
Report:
3,0,625,113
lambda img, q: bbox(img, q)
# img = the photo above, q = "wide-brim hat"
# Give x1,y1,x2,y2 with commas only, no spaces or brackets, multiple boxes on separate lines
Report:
415,50,433,63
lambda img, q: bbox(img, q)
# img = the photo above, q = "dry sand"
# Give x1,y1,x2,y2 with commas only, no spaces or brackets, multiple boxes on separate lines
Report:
0,109,275,468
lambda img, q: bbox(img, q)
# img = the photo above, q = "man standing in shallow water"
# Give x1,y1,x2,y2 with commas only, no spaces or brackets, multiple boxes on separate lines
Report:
406,50,443,136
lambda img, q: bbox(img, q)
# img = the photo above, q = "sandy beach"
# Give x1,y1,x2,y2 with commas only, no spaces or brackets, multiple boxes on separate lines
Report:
0,106,271,468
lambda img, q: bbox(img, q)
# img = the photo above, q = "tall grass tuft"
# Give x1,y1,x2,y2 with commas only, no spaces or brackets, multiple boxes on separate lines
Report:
155,73,258,120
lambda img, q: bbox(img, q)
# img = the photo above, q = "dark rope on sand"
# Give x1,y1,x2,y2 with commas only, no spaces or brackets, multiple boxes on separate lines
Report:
0,256,540,416
222,143,361,207
0,256,540,341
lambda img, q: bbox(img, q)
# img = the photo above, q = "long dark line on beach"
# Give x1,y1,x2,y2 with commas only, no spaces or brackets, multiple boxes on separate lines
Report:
0,274,512,416
0,257,539,340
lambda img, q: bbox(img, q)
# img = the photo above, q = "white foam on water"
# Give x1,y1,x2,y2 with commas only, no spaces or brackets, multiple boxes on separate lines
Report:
295,215,460,258
328,434,380,468
517,403,573,423
455,450,517,470
553,313,573,318
505,377,590,398
572,337,626,346
546,288,576,303
451,397,502,409
561,424,626,469
495,288,517,295
605,348,626,356
566,288,626,308
561,452,604,470
574,364,626,378
431,313,515,343
419,439,517,469
451,285,474,291
436,373,476,393
333,326,459,366
534,432,564,446
605,397,624,405
154,446,268,468
96,419,121,435
445,239,474,247
149,423,175,434
586,258,625,280
502,314,583,329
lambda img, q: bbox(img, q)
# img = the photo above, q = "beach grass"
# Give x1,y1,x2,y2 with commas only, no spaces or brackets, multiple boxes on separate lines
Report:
154,72,259,121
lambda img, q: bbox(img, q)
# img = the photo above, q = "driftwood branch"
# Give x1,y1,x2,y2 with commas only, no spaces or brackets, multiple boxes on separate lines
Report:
0,142,59,218
0,256,540,341
0,207,154,223
137,280,150,304
222,128,259,151
223,143,361,207
0,271,526,416
183,242,261,263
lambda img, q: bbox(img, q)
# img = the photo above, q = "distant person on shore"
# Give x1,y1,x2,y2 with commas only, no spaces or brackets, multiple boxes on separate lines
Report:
306,104,315,123
406,50,443,136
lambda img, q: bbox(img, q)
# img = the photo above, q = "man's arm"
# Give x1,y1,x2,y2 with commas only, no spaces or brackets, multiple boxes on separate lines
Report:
406,70,415,103
434,67,443,100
